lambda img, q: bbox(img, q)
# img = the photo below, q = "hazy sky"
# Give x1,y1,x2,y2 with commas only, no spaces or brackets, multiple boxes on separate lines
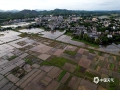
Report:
0,0,120,10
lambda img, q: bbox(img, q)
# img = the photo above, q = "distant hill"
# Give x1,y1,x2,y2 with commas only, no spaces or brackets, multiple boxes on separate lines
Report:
19,9,38,15
37,9,120,16
0,9,120,14
0,9,120,24
0,10,5,12
0,9,39,23
7,10,19,13
0,9,19,12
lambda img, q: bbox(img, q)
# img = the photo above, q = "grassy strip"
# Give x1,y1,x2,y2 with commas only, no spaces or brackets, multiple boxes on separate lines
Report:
57,70,66,82
24,59,33,65
72,38,99,48
64,32,73,36
74,66,84,78
85,72,97,78
40,61,52,66
61,85,71,90
108,77,119,90
110,63,114,70
8,55,17,61
114,78,119,85
94,65,99,70
50,57,77,66
40,57,85,79
49,57,67,67
88,49,95,54
40,57,66,67
64,50,77,56
19,33,29,37
98,51,102,56
84,76,93,82
108,82,116,90
116,56,120,61
40,57,77,67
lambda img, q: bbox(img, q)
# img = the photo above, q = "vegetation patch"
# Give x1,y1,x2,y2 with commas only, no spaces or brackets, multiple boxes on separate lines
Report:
11,66,27,79
74,66,84,78
61,85,71,90
24,59,33,65
8,55,17,61
108,82,115,90
40,57,77,69
85,71,97,78
114,78,119,86
118,69,120,73
64,50,77,56
0,34,4,37
64,75,72,85
64,32,73,36
19,33,40,38
57,70,67,82
108,77,120,90
40,57,66,67
19,33,29,37
49,57,67,67
24,55,43,65
72,38,99,48
110,63,114,70
98,51,102,56
94,65,98,70
116,56,120,61
88,49,95,54
84,76,93,82
40,61,52,66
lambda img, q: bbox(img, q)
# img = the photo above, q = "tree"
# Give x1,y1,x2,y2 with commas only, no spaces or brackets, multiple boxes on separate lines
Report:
95,38,100,44
79,32,84,40
100,36,109,45
83,34,89,41
108,38,113,43
88,37,94,43
115,36,120,41
73,35,79,39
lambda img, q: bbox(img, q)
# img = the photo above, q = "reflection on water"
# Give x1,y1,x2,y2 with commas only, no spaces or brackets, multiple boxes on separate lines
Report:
41,30,65,40
51,30,56,34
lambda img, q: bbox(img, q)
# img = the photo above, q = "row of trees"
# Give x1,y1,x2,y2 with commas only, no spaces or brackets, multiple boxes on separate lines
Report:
72,33,100,45
72,32,120,45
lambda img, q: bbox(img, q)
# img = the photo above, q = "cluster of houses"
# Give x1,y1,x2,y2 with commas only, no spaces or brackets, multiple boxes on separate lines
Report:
2,18,35,25
35,15,66,30
34,15,120,40
1,15,120,40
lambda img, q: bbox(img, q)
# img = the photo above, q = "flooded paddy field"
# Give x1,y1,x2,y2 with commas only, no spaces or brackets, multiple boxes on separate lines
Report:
0,29,119,90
